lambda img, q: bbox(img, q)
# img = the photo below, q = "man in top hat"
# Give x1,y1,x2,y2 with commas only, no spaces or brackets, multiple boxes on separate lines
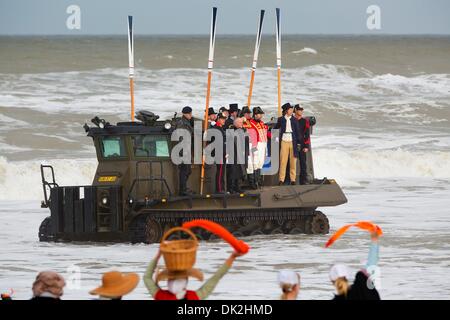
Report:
275,103,301,185
175,106,194,196
144,249,243,300
90,271,139,300
247,106,268,188
225,103,239,129
207,107,217,128
294,104,311,185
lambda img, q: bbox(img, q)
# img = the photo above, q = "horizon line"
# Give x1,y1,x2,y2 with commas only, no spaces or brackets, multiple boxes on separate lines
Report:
1,33,450,37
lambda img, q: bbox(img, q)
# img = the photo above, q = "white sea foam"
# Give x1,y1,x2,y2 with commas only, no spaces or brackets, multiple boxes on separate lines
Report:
0,157,97,200
292,47,318,55
314,148,450,181
1,146,450,201
0,65,449,126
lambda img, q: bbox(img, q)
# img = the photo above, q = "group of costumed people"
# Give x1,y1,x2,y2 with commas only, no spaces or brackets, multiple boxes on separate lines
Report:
5,220,381,301
176,102,311,196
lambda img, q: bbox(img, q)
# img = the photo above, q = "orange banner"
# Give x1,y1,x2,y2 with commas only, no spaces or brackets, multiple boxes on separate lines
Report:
325,221,383,248
183,219,250,254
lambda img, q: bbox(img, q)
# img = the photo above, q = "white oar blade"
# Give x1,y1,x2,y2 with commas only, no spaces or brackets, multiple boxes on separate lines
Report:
275,8,281,68
208,7,218,69
252,9,265,70
127,15,134,77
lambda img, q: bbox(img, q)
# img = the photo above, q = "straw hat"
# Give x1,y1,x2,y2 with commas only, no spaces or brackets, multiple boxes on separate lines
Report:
89,271,139,298
156,268,204,284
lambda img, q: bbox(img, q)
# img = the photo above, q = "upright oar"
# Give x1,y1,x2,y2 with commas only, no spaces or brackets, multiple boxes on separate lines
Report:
200,7,218,195
127,15,135,121
275,8,282,116
247,9,265,108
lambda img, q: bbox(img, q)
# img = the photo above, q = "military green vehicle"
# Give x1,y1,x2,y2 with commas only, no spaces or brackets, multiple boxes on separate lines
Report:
38,111,347,243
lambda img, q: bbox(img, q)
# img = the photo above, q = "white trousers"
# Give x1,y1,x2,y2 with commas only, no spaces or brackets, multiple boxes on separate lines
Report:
247,142,267,174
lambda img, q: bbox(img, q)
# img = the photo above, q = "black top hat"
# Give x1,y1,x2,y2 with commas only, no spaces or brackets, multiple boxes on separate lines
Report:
252,106,265,115
208,107,217,115
229,103,239,113
182,106,193,114
281,103,293,112
294,104,304,111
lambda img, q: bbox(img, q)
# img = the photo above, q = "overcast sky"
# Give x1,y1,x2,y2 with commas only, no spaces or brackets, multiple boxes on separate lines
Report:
1,0,449,35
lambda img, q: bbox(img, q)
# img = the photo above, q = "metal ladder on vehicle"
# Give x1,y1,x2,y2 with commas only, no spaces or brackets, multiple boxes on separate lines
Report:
40,165,59,208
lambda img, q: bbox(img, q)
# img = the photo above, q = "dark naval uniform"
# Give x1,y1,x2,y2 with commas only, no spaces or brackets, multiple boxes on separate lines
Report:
210,122,226,193
175,107,194,195
297,116,311,185
226,125,249,193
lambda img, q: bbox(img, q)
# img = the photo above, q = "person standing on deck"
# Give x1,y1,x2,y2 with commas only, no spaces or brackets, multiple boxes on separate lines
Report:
175,106,194,196
209,113,227,193
249,107,268,188
275,103,301,185
207,107,217,128
294,104,311,185
226,117,249,194
241,106,256,189
225,103,239,129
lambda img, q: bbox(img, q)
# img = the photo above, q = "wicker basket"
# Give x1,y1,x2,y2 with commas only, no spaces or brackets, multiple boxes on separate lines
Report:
160,227,198,271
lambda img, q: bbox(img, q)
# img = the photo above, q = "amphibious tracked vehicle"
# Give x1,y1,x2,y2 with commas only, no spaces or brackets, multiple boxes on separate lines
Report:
39,111,347,243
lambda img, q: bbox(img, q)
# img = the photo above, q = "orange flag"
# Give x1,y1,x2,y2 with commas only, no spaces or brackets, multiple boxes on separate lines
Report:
183,219,250,254
325,221,383,248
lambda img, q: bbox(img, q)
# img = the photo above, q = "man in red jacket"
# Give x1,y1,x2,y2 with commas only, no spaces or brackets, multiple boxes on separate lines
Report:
248,107,268,188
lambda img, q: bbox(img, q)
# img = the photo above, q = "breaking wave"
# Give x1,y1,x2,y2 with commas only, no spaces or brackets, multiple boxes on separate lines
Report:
1,148,450,200
0,65,449,125
292,47,318,55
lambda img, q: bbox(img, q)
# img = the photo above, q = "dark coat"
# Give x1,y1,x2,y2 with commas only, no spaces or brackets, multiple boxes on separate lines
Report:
226,126,249,180
297,117,311,149
208,124,226,161
175,116,194,135
175,116,194,158
275,116,301,158
224,117,235,130
30,296,60,301
332,271,381,301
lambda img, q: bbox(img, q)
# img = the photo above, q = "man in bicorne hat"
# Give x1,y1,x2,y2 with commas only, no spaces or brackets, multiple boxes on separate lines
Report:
218,106,230,119
240,106,252,128
294,104,311,185
275,103,301,185
144,250,242,300
209,112,227,193
207,107,217,128
247,106,268,188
